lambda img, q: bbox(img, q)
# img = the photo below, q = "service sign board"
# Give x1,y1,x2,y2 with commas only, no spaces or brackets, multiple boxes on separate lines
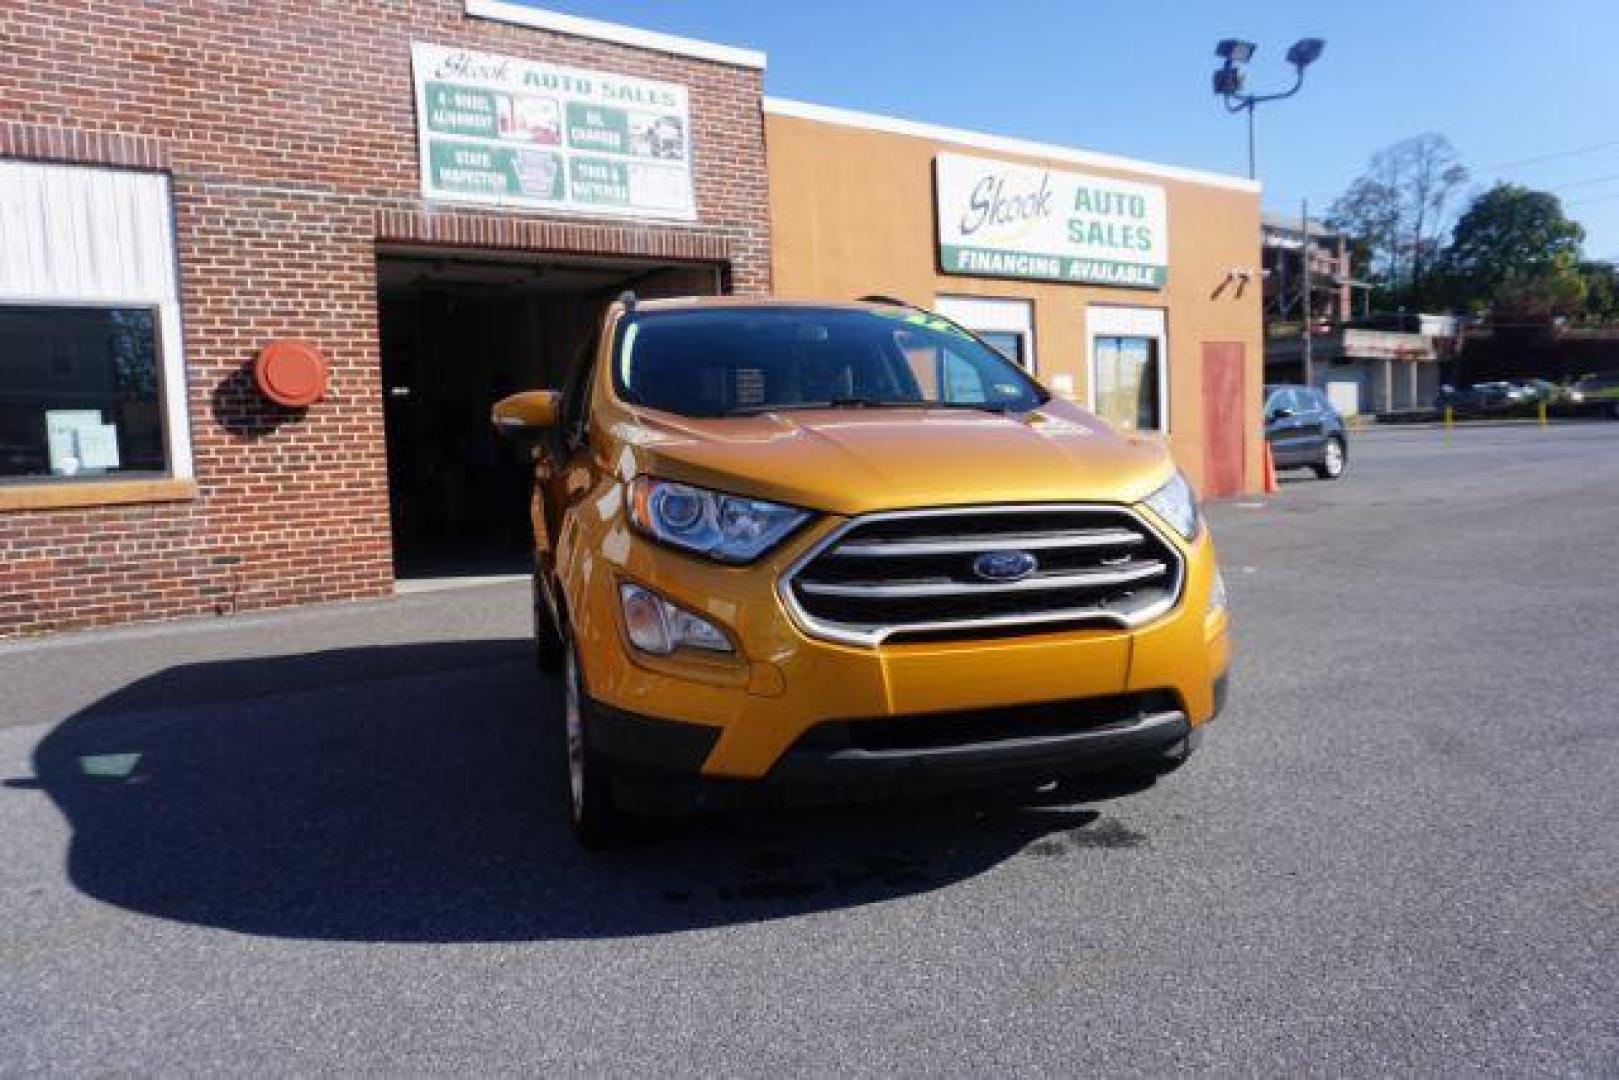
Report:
411,42,695,220
935,153,1168,289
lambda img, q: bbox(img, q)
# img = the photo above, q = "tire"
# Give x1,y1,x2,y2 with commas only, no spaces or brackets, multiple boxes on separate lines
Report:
1314,435,1347,480
532,567,564,672
560,639,628,848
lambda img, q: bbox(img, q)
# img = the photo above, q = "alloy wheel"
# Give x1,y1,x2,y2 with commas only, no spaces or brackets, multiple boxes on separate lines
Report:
1324,438,1345,477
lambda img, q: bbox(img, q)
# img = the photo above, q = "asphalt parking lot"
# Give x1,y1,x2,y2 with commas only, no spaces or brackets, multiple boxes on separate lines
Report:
2,423,1616,1075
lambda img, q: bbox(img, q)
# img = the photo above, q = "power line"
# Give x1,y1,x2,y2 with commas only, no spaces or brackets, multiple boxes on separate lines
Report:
1550,172,1619,193
1487,139,1619,172
1270,136,1619,206
1566,190,1619,208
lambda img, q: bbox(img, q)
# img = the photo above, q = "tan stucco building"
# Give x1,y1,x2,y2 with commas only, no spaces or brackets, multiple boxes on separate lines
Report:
766,99,1264,498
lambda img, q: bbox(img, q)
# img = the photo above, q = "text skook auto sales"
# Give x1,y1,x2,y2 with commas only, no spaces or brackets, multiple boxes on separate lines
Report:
961,173,1155,253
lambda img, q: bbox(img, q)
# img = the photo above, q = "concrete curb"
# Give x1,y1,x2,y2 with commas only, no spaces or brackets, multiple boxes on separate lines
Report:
1350,417,1610,433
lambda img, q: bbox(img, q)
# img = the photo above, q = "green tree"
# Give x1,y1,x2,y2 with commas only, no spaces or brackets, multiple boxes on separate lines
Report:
1490,256,1587,322
1578,260,1619,325
1441,183,1586,321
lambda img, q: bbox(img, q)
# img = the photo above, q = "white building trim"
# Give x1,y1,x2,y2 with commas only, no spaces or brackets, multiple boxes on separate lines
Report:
764,97,1260,194
465,0,767,70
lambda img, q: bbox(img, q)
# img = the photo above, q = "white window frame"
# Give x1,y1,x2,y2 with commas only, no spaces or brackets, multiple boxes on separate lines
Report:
934,295,1037,374
1085,305,1169,434
0,160,192,483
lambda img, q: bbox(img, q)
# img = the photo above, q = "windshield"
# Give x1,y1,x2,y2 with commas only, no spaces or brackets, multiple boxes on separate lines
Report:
614,306,1046,418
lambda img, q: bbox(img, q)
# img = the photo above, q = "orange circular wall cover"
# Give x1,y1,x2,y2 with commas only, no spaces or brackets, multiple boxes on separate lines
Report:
254,340,328,408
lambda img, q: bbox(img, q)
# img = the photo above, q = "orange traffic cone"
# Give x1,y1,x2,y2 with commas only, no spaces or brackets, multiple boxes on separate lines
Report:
1262,441,1279,495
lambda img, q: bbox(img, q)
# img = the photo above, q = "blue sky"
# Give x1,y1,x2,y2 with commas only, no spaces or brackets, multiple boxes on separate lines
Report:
524,0,1619,259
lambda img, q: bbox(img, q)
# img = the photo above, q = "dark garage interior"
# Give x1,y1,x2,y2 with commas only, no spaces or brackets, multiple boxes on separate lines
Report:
376,251,721,580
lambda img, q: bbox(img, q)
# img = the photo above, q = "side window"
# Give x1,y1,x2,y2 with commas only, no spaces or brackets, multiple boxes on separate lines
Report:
942,351,988,403
901,342,941,398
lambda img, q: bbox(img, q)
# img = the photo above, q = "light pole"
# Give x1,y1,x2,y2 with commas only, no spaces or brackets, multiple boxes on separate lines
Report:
1214,37,1325,387
1212,37,1325,180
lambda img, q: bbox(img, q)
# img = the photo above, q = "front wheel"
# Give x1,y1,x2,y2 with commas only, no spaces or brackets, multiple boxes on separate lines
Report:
1314,435,1347,480
561,641,628,848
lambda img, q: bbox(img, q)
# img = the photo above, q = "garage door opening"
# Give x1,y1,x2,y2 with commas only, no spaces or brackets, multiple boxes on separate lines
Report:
376,251,721,583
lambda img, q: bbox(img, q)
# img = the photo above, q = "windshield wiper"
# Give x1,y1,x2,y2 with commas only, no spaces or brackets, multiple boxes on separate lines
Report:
724,397,926,415
724,397,1017,416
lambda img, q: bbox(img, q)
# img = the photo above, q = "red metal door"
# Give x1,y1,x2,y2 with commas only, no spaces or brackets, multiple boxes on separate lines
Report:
1201,342,1245,498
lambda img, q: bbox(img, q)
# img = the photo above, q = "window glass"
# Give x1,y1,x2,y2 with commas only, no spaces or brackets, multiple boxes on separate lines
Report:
1092,334,1162,432
0,305,167,479
974,330,1025,367
941,351,988,403
615,306,1044,417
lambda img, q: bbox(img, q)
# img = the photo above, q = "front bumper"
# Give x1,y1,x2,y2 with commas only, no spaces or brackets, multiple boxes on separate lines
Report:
562,508,1231,783
589,676,1223,814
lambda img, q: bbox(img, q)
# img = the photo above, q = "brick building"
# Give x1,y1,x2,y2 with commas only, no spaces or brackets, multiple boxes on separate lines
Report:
0,2,1259,637
0,1,770,634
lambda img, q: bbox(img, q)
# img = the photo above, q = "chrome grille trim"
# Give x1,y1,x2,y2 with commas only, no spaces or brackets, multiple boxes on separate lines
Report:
778,504,1186,648
830,528,1144,558
797,561,1169,599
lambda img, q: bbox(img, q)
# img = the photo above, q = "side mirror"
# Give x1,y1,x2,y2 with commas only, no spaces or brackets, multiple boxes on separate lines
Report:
492,390,562,440
1269,407,1294,421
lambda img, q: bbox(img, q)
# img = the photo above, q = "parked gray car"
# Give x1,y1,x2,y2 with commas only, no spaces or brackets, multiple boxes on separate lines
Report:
1264,384,1347,479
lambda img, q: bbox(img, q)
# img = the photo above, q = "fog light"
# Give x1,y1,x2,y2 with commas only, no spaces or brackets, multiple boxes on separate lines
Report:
618,583,733,655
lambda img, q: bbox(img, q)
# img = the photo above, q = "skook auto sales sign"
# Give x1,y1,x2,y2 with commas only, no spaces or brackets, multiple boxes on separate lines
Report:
935,153,1167,288
412,42,694,220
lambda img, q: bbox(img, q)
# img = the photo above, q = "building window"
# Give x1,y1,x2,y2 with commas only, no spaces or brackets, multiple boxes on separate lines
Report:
934,296,1036,373
0,305,168,479
0,160,191,489
1087,306,1168,433
1093,336,1162,432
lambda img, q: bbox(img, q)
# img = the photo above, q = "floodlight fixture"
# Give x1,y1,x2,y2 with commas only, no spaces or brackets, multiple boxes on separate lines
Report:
1286,38,1325,69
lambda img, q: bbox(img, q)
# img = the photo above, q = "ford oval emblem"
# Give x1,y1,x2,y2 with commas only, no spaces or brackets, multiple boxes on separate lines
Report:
973,549,1038,583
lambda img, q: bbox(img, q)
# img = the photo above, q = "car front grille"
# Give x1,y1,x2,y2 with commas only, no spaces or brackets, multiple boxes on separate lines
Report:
780,505,1185,647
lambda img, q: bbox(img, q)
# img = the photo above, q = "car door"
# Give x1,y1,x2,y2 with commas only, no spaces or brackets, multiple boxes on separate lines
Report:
1291,389,1327,460
1265,388,1305,465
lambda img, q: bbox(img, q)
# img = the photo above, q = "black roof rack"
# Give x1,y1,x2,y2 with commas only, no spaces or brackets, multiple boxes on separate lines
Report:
858,294,912,308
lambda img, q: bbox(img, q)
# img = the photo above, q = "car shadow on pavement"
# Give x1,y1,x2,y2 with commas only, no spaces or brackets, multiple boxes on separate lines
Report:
24,639,1155,942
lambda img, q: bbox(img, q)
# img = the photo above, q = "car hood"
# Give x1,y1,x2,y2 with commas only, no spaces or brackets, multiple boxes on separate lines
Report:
609,399,1177,516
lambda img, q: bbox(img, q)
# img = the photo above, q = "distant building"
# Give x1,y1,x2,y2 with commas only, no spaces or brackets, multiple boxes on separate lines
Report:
1262,213,1453,415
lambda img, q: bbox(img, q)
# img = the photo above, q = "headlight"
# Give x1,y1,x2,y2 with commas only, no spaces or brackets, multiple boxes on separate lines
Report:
1141,471,1201,541
628,477,811,563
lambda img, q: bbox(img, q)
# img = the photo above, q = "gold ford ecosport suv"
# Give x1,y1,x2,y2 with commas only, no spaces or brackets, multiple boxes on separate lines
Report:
494,295,1230,844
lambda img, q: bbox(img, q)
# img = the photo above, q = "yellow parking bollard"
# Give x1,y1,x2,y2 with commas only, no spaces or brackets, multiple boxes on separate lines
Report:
1444,406,1453,440
1538,399,1548,430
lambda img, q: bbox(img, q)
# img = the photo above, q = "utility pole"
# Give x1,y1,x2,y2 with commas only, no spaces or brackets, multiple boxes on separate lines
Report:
1301,198,1314,389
